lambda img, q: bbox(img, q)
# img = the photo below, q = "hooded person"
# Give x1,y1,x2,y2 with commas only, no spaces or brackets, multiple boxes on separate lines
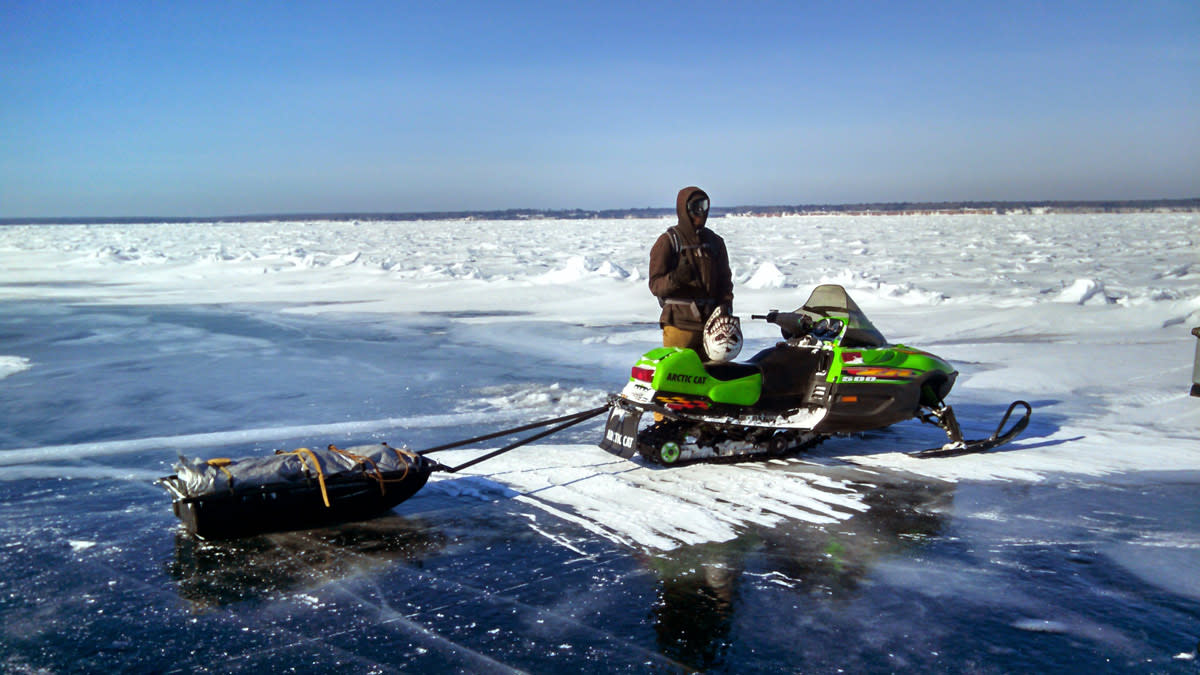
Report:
648,186,735,359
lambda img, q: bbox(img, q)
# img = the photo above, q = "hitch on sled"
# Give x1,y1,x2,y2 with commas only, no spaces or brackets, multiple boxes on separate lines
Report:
914,400,1032,458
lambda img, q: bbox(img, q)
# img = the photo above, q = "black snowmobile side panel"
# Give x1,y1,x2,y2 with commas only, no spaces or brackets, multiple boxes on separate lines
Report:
747,344,827,405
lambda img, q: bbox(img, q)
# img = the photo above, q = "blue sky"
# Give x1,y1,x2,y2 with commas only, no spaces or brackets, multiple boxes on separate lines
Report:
2,1,1197,217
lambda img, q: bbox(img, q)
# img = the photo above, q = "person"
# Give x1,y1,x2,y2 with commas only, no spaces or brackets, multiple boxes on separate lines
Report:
648,186,734,359
1191,326,1200,397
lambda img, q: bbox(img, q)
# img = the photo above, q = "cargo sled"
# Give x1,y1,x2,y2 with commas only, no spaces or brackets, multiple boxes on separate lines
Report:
157,444,433,540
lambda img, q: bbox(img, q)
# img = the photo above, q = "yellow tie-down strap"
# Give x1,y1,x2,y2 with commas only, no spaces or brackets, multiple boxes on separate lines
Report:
205,457,235,489
327,443,416,494
279,448,331,507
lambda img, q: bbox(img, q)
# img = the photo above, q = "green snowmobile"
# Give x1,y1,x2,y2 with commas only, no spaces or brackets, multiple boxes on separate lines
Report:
600,284,1030,464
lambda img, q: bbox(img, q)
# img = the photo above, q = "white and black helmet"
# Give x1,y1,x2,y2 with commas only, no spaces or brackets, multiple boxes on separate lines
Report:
703,306,743,363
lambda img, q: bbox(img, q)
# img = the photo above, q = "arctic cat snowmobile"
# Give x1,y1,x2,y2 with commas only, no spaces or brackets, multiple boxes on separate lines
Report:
600,284,1030,464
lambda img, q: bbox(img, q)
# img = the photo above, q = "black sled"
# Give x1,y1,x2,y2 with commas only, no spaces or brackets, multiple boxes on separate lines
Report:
157,444,433,540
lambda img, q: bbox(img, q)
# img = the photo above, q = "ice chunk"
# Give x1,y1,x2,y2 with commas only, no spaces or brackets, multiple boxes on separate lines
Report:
1055,279,1113,305
745,262,786,289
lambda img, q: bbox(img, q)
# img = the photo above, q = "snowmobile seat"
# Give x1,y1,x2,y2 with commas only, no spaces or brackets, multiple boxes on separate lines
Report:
703,361,762,382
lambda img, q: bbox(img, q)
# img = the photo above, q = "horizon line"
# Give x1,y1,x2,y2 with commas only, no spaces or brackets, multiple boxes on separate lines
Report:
4,197,1198,225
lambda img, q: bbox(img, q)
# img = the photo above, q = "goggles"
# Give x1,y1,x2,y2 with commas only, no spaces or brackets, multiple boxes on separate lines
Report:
687,196,709,218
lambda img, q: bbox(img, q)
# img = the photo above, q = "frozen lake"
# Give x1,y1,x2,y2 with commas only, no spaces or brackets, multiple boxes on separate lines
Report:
2,213,1199,671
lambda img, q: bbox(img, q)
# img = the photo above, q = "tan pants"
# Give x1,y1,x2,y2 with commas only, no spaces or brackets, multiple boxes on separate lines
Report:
657,326,704,423
663,325,704,356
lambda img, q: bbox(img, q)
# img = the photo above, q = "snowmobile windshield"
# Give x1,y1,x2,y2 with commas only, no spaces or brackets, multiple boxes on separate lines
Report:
798,284,888,347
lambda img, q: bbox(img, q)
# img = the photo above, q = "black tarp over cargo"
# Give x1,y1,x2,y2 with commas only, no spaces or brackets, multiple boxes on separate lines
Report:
158,444,433,539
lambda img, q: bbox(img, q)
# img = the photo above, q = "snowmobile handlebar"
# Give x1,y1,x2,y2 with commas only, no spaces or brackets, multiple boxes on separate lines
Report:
752,309,813,333
751,310,844,341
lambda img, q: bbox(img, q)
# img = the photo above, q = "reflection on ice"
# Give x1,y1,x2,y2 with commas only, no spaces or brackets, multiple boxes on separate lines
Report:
168,515,447,609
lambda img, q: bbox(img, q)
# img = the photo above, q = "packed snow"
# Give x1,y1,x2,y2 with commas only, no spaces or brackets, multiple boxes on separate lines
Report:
1,212,1198,553
0,355,32,380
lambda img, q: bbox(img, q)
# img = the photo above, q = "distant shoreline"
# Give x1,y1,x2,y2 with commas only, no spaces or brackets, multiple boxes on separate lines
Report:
4,198,1197,226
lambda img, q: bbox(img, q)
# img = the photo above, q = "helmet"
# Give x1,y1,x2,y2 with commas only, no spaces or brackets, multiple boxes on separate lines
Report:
703,306,743,363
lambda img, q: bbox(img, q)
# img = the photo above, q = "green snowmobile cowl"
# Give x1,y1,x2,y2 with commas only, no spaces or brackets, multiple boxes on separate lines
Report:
631,347,762,406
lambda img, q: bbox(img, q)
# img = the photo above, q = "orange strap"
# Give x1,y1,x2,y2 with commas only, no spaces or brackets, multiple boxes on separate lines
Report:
206,458,235,488
283,448,331,507
328,444,388,494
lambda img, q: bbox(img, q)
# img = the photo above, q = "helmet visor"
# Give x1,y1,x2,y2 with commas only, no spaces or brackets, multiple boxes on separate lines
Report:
687,196,709,218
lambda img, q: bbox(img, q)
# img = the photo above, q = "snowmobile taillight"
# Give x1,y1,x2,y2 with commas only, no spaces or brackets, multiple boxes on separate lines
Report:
631,366,655,383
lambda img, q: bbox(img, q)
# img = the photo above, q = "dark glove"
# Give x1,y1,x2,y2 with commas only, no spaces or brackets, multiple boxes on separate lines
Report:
669,255,695,286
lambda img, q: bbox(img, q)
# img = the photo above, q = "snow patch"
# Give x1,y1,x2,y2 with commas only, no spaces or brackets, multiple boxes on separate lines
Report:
456,383,607,414
329,251,361,267
0,356,32,380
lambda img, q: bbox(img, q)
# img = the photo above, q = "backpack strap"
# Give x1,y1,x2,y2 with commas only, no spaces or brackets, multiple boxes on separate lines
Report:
668,226,710,257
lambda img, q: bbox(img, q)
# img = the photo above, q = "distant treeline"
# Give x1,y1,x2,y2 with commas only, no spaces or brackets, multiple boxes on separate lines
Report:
4,198,1198,225
725,198,1200,217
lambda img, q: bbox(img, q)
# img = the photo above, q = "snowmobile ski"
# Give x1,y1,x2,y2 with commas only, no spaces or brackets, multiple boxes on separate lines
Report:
912,400,1031,458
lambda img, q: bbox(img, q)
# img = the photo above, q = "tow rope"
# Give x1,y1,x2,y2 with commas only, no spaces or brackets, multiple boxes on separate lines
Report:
418,405,610,474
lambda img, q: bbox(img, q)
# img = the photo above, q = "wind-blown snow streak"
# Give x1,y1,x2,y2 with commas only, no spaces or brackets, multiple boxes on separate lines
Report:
424,444,868,552
0,356,32,380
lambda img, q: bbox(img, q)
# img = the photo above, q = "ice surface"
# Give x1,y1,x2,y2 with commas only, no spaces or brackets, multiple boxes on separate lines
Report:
2,212,1199,670
6,213,1197,482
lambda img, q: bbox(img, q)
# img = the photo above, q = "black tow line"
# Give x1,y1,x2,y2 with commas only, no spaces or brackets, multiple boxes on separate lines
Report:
416,405,610,474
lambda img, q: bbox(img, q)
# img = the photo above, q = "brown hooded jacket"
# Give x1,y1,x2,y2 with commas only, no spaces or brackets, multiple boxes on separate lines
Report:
648,186,734,331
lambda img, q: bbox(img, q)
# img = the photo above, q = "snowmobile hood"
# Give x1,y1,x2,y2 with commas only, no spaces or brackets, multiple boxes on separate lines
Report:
676,186,709,238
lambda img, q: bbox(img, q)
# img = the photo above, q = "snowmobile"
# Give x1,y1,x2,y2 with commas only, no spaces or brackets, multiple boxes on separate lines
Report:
600,284,1031,464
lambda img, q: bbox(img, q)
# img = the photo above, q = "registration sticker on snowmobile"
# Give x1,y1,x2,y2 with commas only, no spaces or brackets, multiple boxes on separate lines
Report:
621,381,655,404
